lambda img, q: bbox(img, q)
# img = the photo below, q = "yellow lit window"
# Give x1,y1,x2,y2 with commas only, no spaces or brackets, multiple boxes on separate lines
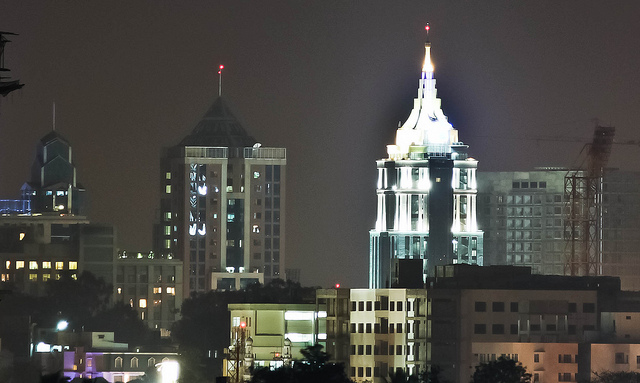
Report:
55,262,64,270
43,261,51,269
164,226,171,236
166,287,175,295
55,273,61,280
19,232,26,241
117,287,122,294
165,185,171,194
153,287,162,294
71,273,77,280
164,239,171,249
43,274,51,281
29,274,38,282
165,172,171,180
29,261,38,270
5,261,10,269
139,299,147,308
1,274,9,282
69,261,78,270
153,299,161,306
16,261,24,269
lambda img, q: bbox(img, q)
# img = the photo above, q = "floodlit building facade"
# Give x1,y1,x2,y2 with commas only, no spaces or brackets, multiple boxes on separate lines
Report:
157,97,286,294
348,288,428,382
225,303,326,378
369,37,482,288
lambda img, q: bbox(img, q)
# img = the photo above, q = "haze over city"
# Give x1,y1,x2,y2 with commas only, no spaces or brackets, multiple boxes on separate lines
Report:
1,1,639,288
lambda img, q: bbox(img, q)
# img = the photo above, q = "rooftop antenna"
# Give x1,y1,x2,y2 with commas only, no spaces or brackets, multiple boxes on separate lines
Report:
218,64,224,97
425,23,430,43
52,102,56,131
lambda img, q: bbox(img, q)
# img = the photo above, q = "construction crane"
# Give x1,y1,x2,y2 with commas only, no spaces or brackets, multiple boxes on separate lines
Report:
564,125,615,276
0,31,24,97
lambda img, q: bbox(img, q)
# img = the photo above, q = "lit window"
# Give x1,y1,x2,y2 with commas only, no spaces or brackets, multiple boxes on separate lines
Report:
164,212,172,221
252,225,260,233
5,261,10,269
71,273,77,280
154,299,161,306
166,287,176,295
253,171,260,179
153,287,162,294
43,261,51,269
164,239,171,249
29,261,38,270
46,190,53,196
117,287,122,294
19,232,25,241
165,172,171,180
56,190,65,196
16,261,24,269
55,273,61,280
1,274,9,282
164,226,171,235
165,185,171,194
55,262,64,270
139,299,147,308
29,274,38,282
69,261,78,270
43,274,51,281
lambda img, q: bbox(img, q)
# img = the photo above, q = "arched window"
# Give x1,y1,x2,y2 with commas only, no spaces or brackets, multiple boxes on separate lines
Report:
114,357,123,369
162,357,169,363
148,357,156,367
130,357,138,369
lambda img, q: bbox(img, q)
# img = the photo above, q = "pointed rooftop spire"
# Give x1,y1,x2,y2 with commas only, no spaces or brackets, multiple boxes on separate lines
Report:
422,24,434,74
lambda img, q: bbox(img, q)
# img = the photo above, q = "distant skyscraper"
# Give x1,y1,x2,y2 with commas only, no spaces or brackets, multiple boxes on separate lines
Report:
369,36,483,288
158,97,286,293
20,131,88,216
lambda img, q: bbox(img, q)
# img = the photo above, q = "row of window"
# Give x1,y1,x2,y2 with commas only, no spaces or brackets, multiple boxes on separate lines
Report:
4,260,77,270
473,323,594,335
115,286,176,295
350,366,405,378
350,344,408,356
351,322,414,334
474,301,595,314
113,356,171,369
512,181,548,189
351,300,414,312
1,273,76,282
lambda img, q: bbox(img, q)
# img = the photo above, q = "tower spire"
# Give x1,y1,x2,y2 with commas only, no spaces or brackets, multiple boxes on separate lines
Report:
423,24,434,73
218,64,224,97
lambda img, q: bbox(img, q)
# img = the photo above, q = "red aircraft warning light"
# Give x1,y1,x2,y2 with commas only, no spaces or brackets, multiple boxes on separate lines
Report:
240,321,246,328
335,283,340,288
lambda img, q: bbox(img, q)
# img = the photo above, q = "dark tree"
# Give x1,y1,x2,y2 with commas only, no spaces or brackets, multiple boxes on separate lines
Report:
471,357,531,383
171,279,317,381
250,344,353,383
591,371,640,383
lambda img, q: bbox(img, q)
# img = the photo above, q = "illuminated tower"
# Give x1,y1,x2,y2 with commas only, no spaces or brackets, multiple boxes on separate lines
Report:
158,97,286,293
369,28,483,288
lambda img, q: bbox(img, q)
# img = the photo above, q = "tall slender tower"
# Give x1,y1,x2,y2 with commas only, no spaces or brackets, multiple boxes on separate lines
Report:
369,29,483,288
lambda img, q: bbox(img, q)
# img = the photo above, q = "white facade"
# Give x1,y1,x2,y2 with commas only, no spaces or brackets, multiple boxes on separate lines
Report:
369,39,482,288
349,289,428,382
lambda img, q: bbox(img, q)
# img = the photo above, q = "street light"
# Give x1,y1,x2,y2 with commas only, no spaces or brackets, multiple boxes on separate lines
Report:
56,320,69,331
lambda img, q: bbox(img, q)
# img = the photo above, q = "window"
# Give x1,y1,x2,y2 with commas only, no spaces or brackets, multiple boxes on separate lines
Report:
350,345,355,355
568,302,577,313
350,323,356,333
358,367,363,377
510,324,518,335
534,354,540,363
29,274,38,281
115,357,123,369
16,261,24,269
55,262,64,270
29,261,38,270
474,324,486,334
366,367,372,377
530,324,541,331
397,323,403,333
492,324,504,334
253,171,260,179
366,345,372,355
166,287,175,295
366,323,372,333
396,345,402,355
153,287,162,294
366,301,372,311
583,303,596,313
165,172,171,180
139,299,147,308
359,301,364,311
397,301,403,311
165,185,171,194
492,302,505,312
475,302,487,312
131,357,138,368
148,357,155,367
510,302,518,312
69,261,78,270
615,353,627,364
40,261,50,269
358,345,364,355
358,323,364,333
43,274,51,281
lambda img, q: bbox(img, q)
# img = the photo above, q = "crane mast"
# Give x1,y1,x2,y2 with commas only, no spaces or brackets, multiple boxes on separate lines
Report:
564,125,615,276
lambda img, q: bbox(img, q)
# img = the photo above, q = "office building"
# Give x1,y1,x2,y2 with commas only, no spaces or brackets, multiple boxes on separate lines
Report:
114,251,183,334
478,168,640,290
369,36,482,288
158,97,286,293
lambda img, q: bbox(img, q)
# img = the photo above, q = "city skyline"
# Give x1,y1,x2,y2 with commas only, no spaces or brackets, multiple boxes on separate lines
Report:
1,2,639,287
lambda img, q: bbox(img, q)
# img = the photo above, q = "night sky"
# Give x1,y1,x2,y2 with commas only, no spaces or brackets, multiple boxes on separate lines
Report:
1,1,639,288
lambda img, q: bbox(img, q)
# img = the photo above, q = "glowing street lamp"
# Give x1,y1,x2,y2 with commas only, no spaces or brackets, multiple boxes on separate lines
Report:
157,360,180,383
56,320,68,331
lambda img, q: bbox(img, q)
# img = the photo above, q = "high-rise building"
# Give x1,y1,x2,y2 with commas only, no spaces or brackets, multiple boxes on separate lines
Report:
158,97,286,294
478,168,640,290
369,37,483,288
